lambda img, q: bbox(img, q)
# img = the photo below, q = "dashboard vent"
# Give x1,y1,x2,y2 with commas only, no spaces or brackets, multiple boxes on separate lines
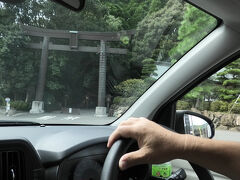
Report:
0,150,25,180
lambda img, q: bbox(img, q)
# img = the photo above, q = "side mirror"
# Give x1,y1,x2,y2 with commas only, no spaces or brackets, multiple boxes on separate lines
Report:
176,110,215,139
52,0,85,11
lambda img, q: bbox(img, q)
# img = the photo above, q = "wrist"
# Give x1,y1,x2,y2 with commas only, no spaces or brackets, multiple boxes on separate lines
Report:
177,134,196,160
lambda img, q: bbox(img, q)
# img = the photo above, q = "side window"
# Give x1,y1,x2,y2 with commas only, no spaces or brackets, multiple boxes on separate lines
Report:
177,58,240,134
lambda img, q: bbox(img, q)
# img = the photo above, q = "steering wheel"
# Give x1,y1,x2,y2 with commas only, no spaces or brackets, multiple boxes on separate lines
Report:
101,138,214,180
101,138,149,180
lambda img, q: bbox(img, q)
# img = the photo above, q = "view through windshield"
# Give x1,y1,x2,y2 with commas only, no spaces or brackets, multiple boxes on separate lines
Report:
0,0,217,124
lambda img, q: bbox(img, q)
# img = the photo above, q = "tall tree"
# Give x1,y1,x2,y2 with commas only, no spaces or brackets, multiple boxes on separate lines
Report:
169,4,217,61
0,5,39,102
141,58,157,79
131,0,184,76
183,79,217,109
216,58,240,102
105,0,152,30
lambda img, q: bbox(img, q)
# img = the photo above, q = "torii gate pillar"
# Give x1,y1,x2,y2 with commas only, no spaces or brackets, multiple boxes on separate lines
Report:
95,40,107,117
30,36,49,113
21,25,135,115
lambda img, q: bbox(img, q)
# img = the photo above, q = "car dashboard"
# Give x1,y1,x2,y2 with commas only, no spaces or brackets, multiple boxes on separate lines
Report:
0,125,115,180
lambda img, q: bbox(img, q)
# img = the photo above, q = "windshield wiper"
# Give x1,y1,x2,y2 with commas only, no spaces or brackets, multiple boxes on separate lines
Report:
0,120,43,126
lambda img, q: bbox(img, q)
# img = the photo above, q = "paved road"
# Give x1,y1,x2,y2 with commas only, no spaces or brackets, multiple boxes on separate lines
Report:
215,129,240,142
1,110,240,140
0,109,116,125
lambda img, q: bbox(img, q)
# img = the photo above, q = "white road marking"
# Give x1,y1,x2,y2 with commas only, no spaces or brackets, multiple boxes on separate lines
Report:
37,116,56,120
64,116,80,120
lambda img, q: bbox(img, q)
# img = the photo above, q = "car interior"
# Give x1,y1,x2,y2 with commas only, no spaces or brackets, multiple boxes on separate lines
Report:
0,0,240,180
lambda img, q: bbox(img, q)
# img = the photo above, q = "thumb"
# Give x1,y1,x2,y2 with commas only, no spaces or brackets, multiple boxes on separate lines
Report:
119,149,147,170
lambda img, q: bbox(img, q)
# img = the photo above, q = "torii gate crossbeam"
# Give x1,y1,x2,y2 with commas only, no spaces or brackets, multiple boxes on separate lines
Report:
21,25,135,116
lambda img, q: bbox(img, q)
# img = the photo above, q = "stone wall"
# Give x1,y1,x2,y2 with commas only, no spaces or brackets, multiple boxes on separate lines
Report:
108,105,129,118
191,108,240,131
110,106,240,131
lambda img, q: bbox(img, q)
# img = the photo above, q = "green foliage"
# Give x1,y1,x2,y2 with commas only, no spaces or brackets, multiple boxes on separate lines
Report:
210,101,228,112
0,9,38,101
216,58,240,102
0,0,219,111
141,58,157,79
113,78,153,107
120,36,130,45
115,79,146,98
176,100,191,110
143,77,156,86
228,103,240,114
112,96,137,106
148,0,168,14
0,0,137,107
104,14,123,31
46,53,66,91
181,58,240,112
183,81,216,109
11,101,31,111
0,96,5,106
169,4,217,60
201,102,211,111
223,79,240,86
132,0,184,66
105,0,151,30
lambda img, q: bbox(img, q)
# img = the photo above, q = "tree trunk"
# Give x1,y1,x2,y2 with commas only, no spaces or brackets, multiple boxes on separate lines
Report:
195,98,200,109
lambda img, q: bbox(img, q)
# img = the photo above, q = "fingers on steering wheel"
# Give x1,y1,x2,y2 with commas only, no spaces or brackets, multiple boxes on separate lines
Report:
107,124,138,148
119,148,147,170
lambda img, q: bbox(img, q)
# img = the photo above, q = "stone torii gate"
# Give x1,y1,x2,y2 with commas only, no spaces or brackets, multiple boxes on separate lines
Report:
21,25,135,116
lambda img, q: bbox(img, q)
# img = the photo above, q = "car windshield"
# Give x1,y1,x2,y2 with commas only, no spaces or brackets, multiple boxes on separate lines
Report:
0,0,217,125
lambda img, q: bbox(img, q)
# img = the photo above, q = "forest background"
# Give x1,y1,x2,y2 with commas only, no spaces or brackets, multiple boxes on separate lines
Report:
0,0,239,116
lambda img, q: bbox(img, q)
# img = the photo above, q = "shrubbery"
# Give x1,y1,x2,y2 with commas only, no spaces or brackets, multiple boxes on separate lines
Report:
11,101,31,111
201,102,211,111
176,100,191,110
0,96,5,106
176,100,239,113
113,77,240,114
114,79,146,98
210,101,228,112
228,102,240,114
113,96,137,106
113,79,151,107
208,100,240,114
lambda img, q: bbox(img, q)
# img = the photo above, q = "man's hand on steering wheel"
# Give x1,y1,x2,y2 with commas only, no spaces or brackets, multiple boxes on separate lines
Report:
107,117,186,170
107,117,240,180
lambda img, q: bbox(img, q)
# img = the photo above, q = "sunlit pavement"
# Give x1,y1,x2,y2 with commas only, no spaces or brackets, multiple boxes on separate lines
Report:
1,110,240,140
215,130,240,142
0,109,116,125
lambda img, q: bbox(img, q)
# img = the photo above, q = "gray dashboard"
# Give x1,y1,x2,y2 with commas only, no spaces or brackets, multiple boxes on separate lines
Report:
0,125,115,164
0,125,116,180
